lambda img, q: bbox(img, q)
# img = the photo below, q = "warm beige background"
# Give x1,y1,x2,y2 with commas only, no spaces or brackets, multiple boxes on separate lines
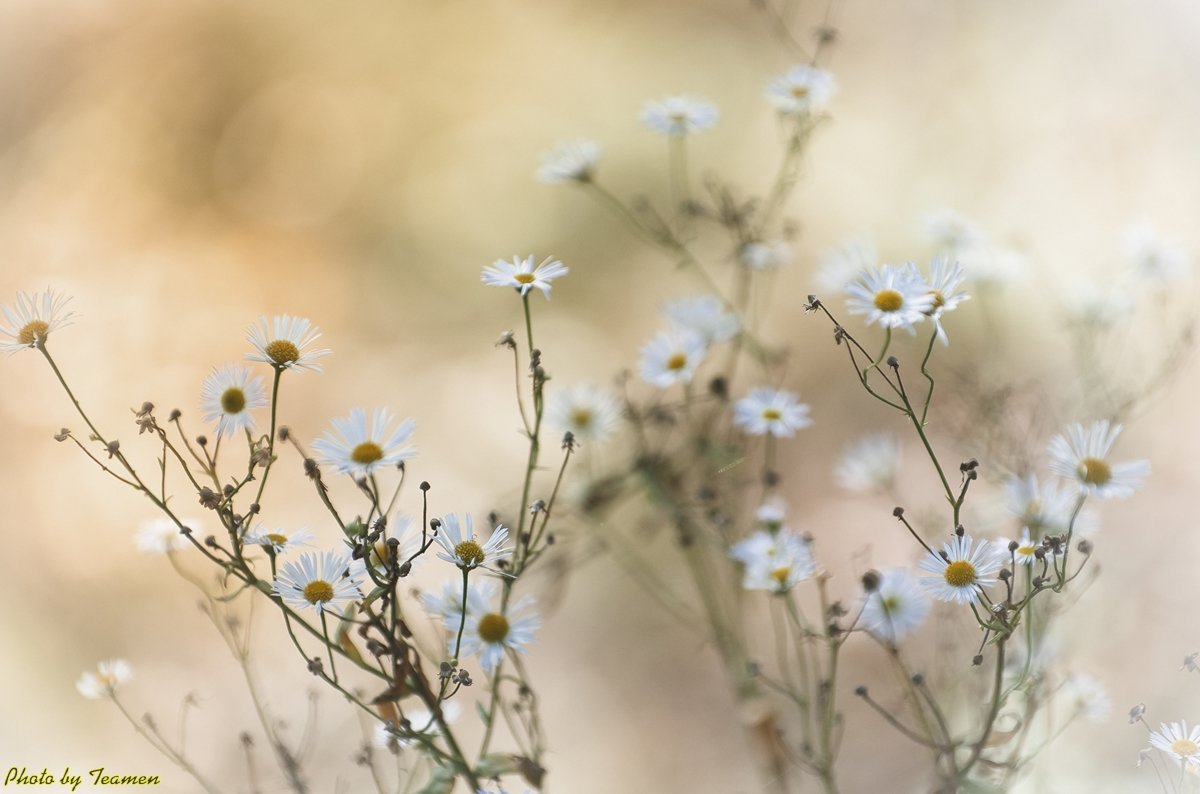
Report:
1,0,1198,791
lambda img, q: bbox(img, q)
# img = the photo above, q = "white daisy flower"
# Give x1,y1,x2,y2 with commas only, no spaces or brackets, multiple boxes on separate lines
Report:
1003,473,1086,536
546,384,621,444
739,240,793,271
816,237,876,294
135,516,199,554
246,315,331,373
766,65,837,115
639,328,708,388
481,255,569,299
729,529,816,593
919,208,987,255
639,96,718,136
1046,420,1150,500
860,568,930,644
845,264,936,334
374,701,462,753
1122,221,1192,284
1008,528,1045,566
312,407,417,479
423,578,496,633
432,513,512,574
459,593,540,673
200,364,267,438
834,433,901,493
918,534,1006,606
733,388,812,438
536,139,601,184
1059,673,1111,724
663,295,739,344
1149,721,1200,771
76,659,133,700
271,549,366,615
0,289,75,353
908,257,970,345
243,526,316,555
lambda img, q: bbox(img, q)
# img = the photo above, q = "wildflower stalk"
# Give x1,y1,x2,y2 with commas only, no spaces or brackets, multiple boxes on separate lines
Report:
109,696,223,794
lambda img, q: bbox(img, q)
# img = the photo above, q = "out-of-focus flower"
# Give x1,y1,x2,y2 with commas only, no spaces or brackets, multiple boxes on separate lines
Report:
1149,722,1200,771
536,139,601,183
1122,221,1192,284
639,328,707,388
312,408,417,479
909,257,970,345
766,65,837,115
76,660,133,700
730,529,816,593
859,568,929,644
374,701,462,753
135,516,199,554
816,237,876,294
919,208,987,254
1047,420,1150,500
459,592,540,673
640,96,718,135
733,388,812,438
739,240,793,271
547,384,621,445
0,289,75,353
663,295,739,344
834,433,900,493
1060,673,1112,724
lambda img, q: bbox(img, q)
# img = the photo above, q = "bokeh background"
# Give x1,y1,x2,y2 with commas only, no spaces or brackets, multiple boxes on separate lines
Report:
1,0,1198,791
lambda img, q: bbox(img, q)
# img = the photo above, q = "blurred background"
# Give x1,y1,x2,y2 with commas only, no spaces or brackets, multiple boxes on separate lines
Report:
1,0,1198,791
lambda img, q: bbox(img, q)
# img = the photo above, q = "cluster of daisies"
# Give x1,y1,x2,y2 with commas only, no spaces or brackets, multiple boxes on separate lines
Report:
845,257,969,343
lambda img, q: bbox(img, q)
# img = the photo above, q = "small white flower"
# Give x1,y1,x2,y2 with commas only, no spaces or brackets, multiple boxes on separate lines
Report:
1122,222,1192,284
312,408,417,479
1149,721,1200,771
246,315,331,373
423,579,495,634
547,384,621,444
639,328,708,388
640,96,718,135
755,500,787,529
816,237,876,294
834,433,900,493
135,517,199,554
1059,673,1111,724
1003,473,1088,536
1046,420,1150,500
766,65,837,115
432,513,512,574
729,529,816,593
845,264,936,334
733,388,812,438
0,289,75,353
536,139,601,183
374,701,462,753
481,255,569,299
739,240,793,271
663,295,739,343
1009,528,1045,566
243,526,316,555
271,549,366,614
908,257,970,345
918,534,1006,606
200,364,267,438
860,568,930,644
76,659,133,700
459,592,540,674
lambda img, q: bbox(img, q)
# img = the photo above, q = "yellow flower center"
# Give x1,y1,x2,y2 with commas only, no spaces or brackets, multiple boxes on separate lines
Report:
1079,457,1111,486
790,85,810,98
761,408,783,421
881,596,899,614
514,273,536,285
570,408,594,429
265,339,300,365
928,290,946,311
303,579,334,604
666,353,688,371
1017,545,1036,556
372,541,393,566
454,540,485,567
478,612,510,643
265,533,288,545
18,319,49,346
1172,738,1199,757
943,560,977,588
770,566,791,586
351,442,384,465
221,387,246,414
874,289,904,313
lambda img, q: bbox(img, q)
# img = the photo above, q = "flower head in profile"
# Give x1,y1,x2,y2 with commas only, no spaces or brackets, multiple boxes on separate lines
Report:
766,65,837,115
640,96,718,136
201,364,267,438
739,240,793,271
135,516,200,554
1059,673,1111,724
919,534,1006,605
271,549,365,614
481,255,568,299
639,328,708,388
845,265,936,333
729,529,816,593
547,384,621,445
433,513,512,574
834,433,901,493
1149,721,1200,771
663,295,739,344
243,526,316,555
0,289,75,353
733,388,812,438
909,257,970,345
860,568,930,644
1047,420,1149,500
246,315,330,373
76,660,133,700
536,139,601,184
459,593,540,673
312,408,417,479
